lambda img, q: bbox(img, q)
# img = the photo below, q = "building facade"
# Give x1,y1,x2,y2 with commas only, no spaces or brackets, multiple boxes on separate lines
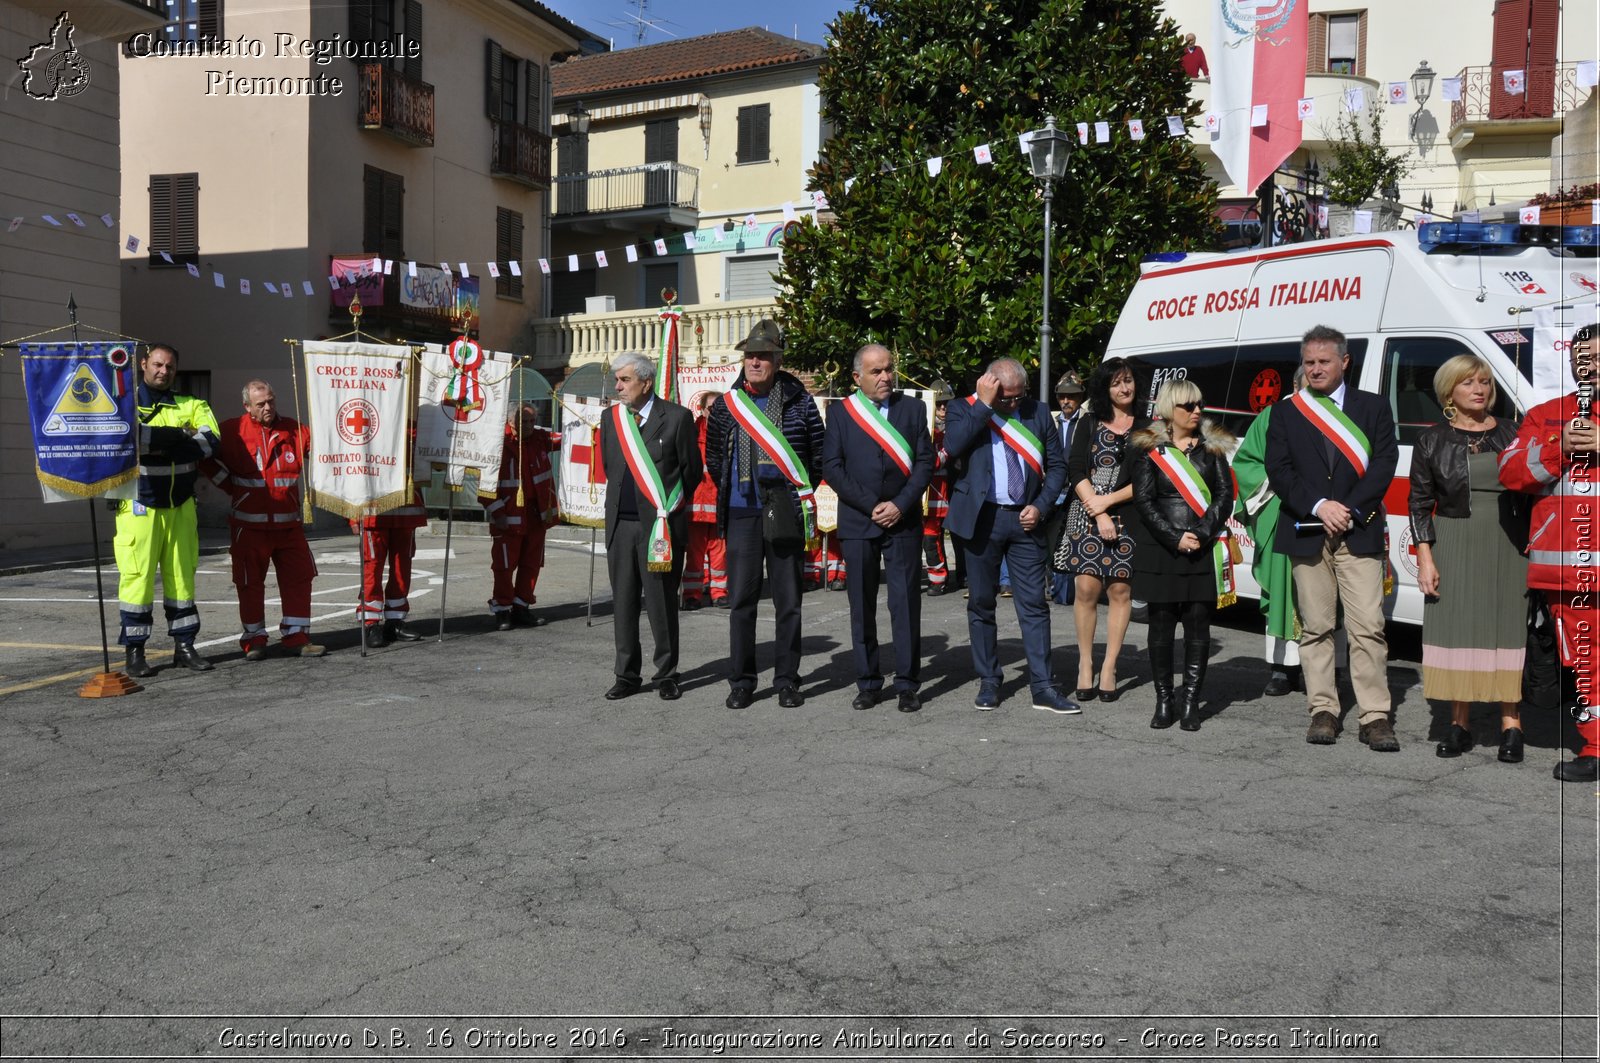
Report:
1,0,167,559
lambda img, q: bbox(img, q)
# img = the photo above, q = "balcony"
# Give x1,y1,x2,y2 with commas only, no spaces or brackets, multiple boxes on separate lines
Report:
529,297,774,373
490,119,552,188
357,63,434,147
551,162,701,234
1449,63,1587,147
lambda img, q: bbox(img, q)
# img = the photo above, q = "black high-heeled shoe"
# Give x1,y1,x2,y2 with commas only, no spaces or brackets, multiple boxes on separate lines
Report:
1435,724,1473,758
1498,727,1524,764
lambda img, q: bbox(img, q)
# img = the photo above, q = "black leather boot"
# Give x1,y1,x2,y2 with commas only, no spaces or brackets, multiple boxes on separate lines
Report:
385,619,422,642
173,641,214,672
1179,637,1208,731
125,644,155,678
1148,623,1176,729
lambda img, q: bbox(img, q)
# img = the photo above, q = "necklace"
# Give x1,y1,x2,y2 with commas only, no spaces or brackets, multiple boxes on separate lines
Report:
1452,420,1495,454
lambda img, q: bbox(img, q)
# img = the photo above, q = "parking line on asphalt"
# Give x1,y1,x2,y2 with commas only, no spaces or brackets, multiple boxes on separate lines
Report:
0,664,133,696
0,642,108,652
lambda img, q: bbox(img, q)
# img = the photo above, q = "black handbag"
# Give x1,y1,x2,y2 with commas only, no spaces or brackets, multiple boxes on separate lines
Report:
761,486,805,548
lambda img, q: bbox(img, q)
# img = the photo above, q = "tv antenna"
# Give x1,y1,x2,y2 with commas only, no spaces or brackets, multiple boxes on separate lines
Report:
603,0,680,43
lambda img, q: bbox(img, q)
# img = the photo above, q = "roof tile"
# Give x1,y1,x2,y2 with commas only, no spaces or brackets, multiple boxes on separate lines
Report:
553,27,823,98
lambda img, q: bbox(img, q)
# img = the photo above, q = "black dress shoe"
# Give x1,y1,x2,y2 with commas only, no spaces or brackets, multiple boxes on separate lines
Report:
713,597,730,608
604,680,639,700
681,598,703,611
363,623,391,648
927,584,946,597
1262,671,1294,697
1435,724,1473,758
173,641,213,672
778,686,805,708
495,613,514,631
897,691,922,713
1498,727,1525,764
511,605,537,627
1554,755,1600,782
851,690,879,711
125,645,155,678
385,620,422,642
725,687,752,710
658,678,681,701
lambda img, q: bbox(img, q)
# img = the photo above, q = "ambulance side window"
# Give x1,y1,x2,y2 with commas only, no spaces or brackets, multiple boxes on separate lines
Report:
1382,336,1515,447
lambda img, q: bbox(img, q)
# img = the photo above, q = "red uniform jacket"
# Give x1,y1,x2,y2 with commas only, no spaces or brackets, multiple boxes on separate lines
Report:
206,416,310,529
485,425,558,530
926,426,950,518
691,414,719,523
1499,392,1600,593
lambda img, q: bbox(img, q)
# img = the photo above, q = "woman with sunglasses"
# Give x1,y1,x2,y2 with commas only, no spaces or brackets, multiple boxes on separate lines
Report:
1125,380,1237,731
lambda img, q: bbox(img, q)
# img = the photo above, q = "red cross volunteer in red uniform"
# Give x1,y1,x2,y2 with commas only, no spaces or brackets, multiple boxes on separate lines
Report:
485,402,558,630
1499,323,1600,783
354,484,427,646
207,379,324,659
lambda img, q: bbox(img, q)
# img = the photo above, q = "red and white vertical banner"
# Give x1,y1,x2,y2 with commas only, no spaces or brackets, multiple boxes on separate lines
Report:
1211,0,1309,193
302,340,415,518
557,395,608,528
415,342,510,494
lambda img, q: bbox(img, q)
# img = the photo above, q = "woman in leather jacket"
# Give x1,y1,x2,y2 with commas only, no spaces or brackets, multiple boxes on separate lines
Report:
1124,380,1236,731
1408,354,1526,762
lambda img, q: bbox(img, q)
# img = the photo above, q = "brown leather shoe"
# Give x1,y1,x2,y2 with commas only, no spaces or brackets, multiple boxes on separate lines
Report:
1358,717,1400,752
1306,711,1340,745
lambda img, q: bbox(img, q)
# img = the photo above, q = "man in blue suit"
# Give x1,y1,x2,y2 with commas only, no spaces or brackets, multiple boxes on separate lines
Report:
822,344,936,713
944,357,1076,714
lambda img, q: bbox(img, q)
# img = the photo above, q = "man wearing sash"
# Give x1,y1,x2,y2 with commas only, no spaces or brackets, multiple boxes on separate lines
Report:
1265,325,1400,749
116,343,221,677
821,344,935,712
705,319,826,709
599,353,703,701
944,357,1075,714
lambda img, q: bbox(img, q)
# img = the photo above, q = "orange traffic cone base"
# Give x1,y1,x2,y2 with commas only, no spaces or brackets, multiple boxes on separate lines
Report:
79,672,143,698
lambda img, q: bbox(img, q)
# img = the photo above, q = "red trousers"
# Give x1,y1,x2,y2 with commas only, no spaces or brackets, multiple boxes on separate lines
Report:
923,515,949,586
1551,591,1600,755
360,526,415,624
490,525,546,612
231,526,318,649
683,523,727,602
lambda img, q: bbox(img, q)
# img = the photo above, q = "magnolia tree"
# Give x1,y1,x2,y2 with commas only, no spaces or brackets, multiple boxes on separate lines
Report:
776,0,1221,389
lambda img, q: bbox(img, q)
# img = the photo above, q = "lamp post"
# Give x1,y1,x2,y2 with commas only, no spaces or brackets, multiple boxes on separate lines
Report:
1408,61,1435,135
569,101,591,135
1025,114,1073,399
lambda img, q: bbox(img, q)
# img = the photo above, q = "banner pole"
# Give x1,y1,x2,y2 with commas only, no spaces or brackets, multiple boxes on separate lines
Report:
64,297,115,676
439,466,455,643
359,522,370,659
586,524,597,626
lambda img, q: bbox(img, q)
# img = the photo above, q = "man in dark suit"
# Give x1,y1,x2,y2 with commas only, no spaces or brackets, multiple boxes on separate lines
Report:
821,344,935,713
1048,371,1086,605
944,357,1075,714
600,352,703,701
1265,324,1400,750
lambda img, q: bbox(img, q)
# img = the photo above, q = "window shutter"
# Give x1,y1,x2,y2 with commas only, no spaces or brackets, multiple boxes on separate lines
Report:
363,166,382,254
382,172,404,259
1490,0,1531,119
403,0,422,81
173,173,199,255
1527,0,1558,117
525,63,540,129
197,0,223,43
753,105,770,161
350,0,373,44
1354,10,1367,76
486,39,502,119
1307,13,1326,74
496,207,524,299
542,65,552,134
149,174,172,257
737,105,770,163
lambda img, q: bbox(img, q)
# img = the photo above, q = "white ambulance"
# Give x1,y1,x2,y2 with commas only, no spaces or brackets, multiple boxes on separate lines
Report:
1104,223,1600,625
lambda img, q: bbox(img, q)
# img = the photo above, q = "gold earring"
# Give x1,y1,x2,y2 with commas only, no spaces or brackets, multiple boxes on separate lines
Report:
1443,399,1458,422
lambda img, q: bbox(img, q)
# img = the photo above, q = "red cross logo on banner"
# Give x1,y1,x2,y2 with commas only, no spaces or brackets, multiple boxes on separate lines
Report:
336,398,379,446
569,430,606,485
1248,368,1282,412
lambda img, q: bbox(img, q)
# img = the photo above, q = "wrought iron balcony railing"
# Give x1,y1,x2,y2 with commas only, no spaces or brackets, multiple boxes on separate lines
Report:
490,119,552,188
1449,62,1587,128
357,62,434,147
552,162,700,217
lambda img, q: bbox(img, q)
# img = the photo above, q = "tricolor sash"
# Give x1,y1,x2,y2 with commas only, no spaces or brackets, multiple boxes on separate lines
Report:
724,388,818,546
967,395,1044,477
1290,389,1371,476
843,391,913,475
614,404,683,572
657,306,683,404
1147,445,1237,609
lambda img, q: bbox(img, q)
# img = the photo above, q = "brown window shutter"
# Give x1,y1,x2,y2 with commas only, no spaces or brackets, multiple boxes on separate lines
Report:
173,173,199,255
1307,13,1327,74
1490,0,1531,118
1527,0,1558,117
1355,10,1367,77
485,39,503,119
496,207,523,299
403,0,422,81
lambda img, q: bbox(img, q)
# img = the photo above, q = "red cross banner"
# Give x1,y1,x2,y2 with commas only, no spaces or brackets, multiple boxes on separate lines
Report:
557,395,608,528
303,340,416,519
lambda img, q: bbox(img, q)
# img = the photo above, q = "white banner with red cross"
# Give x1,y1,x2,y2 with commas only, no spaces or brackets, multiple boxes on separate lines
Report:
557,395,608,528
303,340,415,519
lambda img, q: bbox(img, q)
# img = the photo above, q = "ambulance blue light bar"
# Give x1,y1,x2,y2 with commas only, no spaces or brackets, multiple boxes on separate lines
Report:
1419,221,1600,250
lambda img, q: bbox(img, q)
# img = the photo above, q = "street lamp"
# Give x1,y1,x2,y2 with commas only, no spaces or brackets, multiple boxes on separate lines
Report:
1408,61,1435,135
1025,114,1073,399
569,101,591,135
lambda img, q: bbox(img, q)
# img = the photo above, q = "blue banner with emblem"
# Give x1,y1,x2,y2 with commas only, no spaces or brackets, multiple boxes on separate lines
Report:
20,341,140,500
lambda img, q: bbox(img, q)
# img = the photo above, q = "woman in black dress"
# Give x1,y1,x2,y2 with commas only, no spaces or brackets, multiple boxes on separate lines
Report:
1126,379,1236,731
1054,358,1150,701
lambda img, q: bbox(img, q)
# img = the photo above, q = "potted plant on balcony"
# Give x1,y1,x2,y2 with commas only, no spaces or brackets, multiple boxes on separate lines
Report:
1527,183,1600,226
1322,107,1412,235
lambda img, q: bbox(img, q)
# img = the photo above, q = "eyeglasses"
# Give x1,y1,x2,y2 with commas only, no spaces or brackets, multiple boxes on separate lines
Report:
993,393,1022,405
1174,401,1203,413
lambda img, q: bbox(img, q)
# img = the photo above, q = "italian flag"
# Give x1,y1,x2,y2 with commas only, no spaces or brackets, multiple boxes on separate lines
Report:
1210,0,1309,194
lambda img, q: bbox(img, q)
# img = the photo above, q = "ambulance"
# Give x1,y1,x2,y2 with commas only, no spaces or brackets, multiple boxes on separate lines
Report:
1104,222,1600,625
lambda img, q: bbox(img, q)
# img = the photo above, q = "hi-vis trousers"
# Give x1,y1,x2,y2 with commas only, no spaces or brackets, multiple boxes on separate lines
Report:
114,498,201,646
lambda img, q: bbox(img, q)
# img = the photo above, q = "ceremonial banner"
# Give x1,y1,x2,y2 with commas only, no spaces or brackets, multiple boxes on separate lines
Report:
678,363,741,416
1534,301,1600,406
19,342,139,501
558,395,608,527
1211,0,1309,192
415,340,510,495
302,340,414,518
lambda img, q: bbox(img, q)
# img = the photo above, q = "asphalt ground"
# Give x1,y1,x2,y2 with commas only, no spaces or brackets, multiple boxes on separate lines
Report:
0,527,1595,1062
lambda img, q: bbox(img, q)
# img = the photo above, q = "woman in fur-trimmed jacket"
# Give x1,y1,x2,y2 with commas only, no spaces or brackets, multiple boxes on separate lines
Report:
1123,380,1237,732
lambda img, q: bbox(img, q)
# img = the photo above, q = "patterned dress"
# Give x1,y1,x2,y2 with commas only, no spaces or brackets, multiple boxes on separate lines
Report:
1053,422,1136,580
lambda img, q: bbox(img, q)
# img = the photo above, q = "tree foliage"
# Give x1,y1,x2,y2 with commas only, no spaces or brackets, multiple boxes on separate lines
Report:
1321,105,1413,206
776,0,1220,389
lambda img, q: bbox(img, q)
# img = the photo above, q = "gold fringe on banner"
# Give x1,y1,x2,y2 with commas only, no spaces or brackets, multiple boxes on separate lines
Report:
34,464,138,499
308,485,413,522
